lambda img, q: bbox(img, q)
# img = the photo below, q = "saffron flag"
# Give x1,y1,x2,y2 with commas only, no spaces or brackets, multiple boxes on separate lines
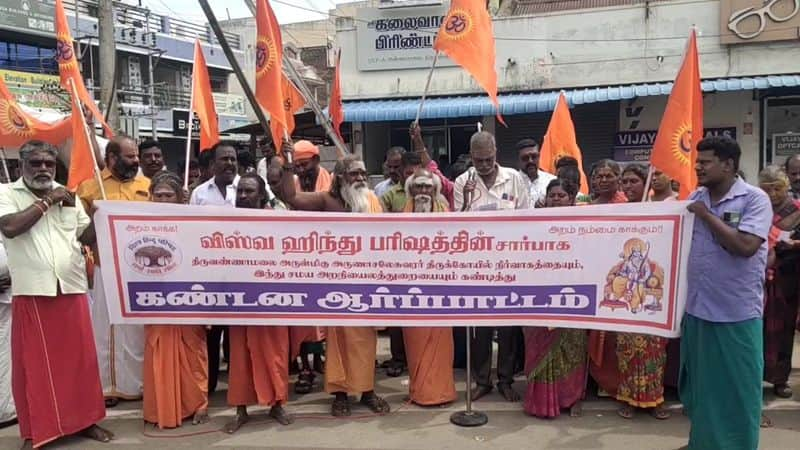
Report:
255,0,285,147
55,0,113,137
649,29,702,200
329,49,343,140
539,92,589,194
433,0,504,125
270,74,305,145
0,76,71,148
66,80,97,191
191,40,220,152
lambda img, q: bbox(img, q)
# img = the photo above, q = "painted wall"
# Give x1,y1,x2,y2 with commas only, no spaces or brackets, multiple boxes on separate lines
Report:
335,0,800,100
617,90,760,181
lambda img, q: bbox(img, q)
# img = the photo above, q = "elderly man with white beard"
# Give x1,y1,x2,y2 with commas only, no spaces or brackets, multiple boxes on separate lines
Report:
399,169,457,406
279,144,390,417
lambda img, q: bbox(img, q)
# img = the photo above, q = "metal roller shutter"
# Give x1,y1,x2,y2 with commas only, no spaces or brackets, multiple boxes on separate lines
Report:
495,101,619,170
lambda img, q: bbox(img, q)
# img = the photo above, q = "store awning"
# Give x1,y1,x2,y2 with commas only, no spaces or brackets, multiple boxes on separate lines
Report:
342,75,800,122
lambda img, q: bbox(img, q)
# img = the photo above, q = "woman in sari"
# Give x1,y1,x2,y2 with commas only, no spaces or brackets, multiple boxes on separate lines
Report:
524,179,588,418
587,159,627,398
142,171,210,429
759,166,800,400
614,163,669,420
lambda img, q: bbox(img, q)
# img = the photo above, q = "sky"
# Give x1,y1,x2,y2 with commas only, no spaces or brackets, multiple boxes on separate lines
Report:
134,0,348,25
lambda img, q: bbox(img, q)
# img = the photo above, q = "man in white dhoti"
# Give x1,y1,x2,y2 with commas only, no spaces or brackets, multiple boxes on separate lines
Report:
0,236,15,426
76,135,151,406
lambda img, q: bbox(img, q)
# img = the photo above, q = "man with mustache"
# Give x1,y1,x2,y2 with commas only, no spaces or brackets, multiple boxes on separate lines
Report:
0,141,113,448
516,138,556,208
400,169,456,406
224,172,294,433
189,142,239,396
138,140,165,179
280,144,389,417
77,135,151,407
373,146,406,198
455,131,529,403
293,140,332,193
784,154,800,200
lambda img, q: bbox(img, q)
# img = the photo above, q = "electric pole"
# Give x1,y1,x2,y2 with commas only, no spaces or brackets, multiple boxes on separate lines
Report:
98,0,119,132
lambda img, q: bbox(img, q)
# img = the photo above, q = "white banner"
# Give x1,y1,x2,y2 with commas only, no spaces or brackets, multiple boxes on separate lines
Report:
94,200,695,337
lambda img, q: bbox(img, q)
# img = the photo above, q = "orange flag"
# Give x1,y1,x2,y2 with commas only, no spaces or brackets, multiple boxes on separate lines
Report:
329,49,343,140
649,29,702,200
191,40,219,151
539,92,589,194
0,76,71,148
434,0,504,125
270,75,305,144
66,80,97,191
55,0,113,137
255,0,285,147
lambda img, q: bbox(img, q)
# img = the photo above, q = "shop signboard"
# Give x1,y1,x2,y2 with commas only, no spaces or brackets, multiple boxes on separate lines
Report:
720,0,800,44
773,133,800,162
355,4,455,71
614,127,737,162
0,0,55,33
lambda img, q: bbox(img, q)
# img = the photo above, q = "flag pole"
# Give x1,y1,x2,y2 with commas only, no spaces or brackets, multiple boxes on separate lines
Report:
282,128,293,164
641,165,654,202
414,51,440,126
183,70,196,191
0,148,10,182
68,77,106,200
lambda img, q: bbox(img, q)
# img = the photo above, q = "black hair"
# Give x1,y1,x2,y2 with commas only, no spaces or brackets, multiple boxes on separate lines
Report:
555,156,579,169
557,165,581,185
546,178,578,199
208,141,238,162
515,138,539,152
238,172,268,208
590,159,621,177
697,136,741,172
401,151,423,169
138,139,160,152
197,150,214,170
621,163,649,183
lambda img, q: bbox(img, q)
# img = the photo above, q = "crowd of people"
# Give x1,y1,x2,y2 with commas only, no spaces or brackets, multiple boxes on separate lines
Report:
0,120,794,450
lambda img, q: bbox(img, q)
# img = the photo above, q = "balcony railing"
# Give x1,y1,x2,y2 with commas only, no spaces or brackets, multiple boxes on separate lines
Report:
61,0,242,50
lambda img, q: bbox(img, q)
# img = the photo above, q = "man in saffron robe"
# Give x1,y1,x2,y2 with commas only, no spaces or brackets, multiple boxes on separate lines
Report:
280,145,389,417
0,141,112,448
77,135,151,406
225,172,294,433
401,169,456,406
288,140,328,394
142,172,209,429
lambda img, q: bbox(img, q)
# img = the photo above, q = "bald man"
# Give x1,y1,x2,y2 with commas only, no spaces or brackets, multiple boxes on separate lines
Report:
77,135,151,406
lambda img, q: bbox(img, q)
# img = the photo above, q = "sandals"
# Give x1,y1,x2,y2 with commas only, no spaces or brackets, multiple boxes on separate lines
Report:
331,397,351,417
294,370,314,395
774,383,793,399
651,405,671,420
360,393,391,414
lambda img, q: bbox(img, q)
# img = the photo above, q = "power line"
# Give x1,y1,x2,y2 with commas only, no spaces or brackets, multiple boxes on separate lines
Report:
269,0,800,43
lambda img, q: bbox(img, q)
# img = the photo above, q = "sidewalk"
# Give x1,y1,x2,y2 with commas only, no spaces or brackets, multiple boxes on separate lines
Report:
1,336,798,449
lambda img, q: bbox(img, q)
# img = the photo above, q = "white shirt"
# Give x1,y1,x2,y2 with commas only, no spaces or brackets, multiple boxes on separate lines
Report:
0,179,91,296
373,178,395,198
520,169,557,208
189,175,240,207
454,165,530,211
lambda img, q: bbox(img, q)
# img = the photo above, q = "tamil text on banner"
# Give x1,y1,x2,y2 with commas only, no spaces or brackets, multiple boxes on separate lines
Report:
94,201,695,337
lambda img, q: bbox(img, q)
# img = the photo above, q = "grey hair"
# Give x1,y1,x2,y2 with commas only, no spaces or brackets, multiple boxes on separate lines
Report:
758,164,789,188
19,140,58,163
385,146,406,160
404,168,442,198
469,131,496,152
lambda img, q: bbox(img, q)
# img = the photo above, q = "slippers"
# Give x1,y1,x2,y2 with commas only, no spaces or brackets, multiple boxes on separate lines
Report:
360,394,390,414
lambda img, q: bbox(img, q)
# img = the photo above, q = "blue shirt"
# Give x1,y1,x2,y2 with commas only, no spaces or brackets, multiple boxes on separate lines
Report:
686,178,772,322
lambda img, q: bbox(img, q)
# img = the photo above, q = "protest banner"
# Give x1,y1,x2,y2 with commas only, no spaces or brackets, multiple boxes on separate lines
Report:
94,200,694,337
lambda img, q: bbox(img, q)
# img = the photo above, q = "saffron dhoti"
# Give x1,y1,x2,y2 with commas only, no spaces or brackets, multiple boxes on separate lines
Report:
227,326,290,406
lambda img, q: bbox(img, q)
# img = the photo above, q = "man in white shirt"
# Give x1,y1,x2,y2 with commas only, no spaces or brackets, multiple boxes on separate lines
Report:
454,132,529,403
516,138,556,208
189,142,239,395
373,147,406,198
190,142,240,207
